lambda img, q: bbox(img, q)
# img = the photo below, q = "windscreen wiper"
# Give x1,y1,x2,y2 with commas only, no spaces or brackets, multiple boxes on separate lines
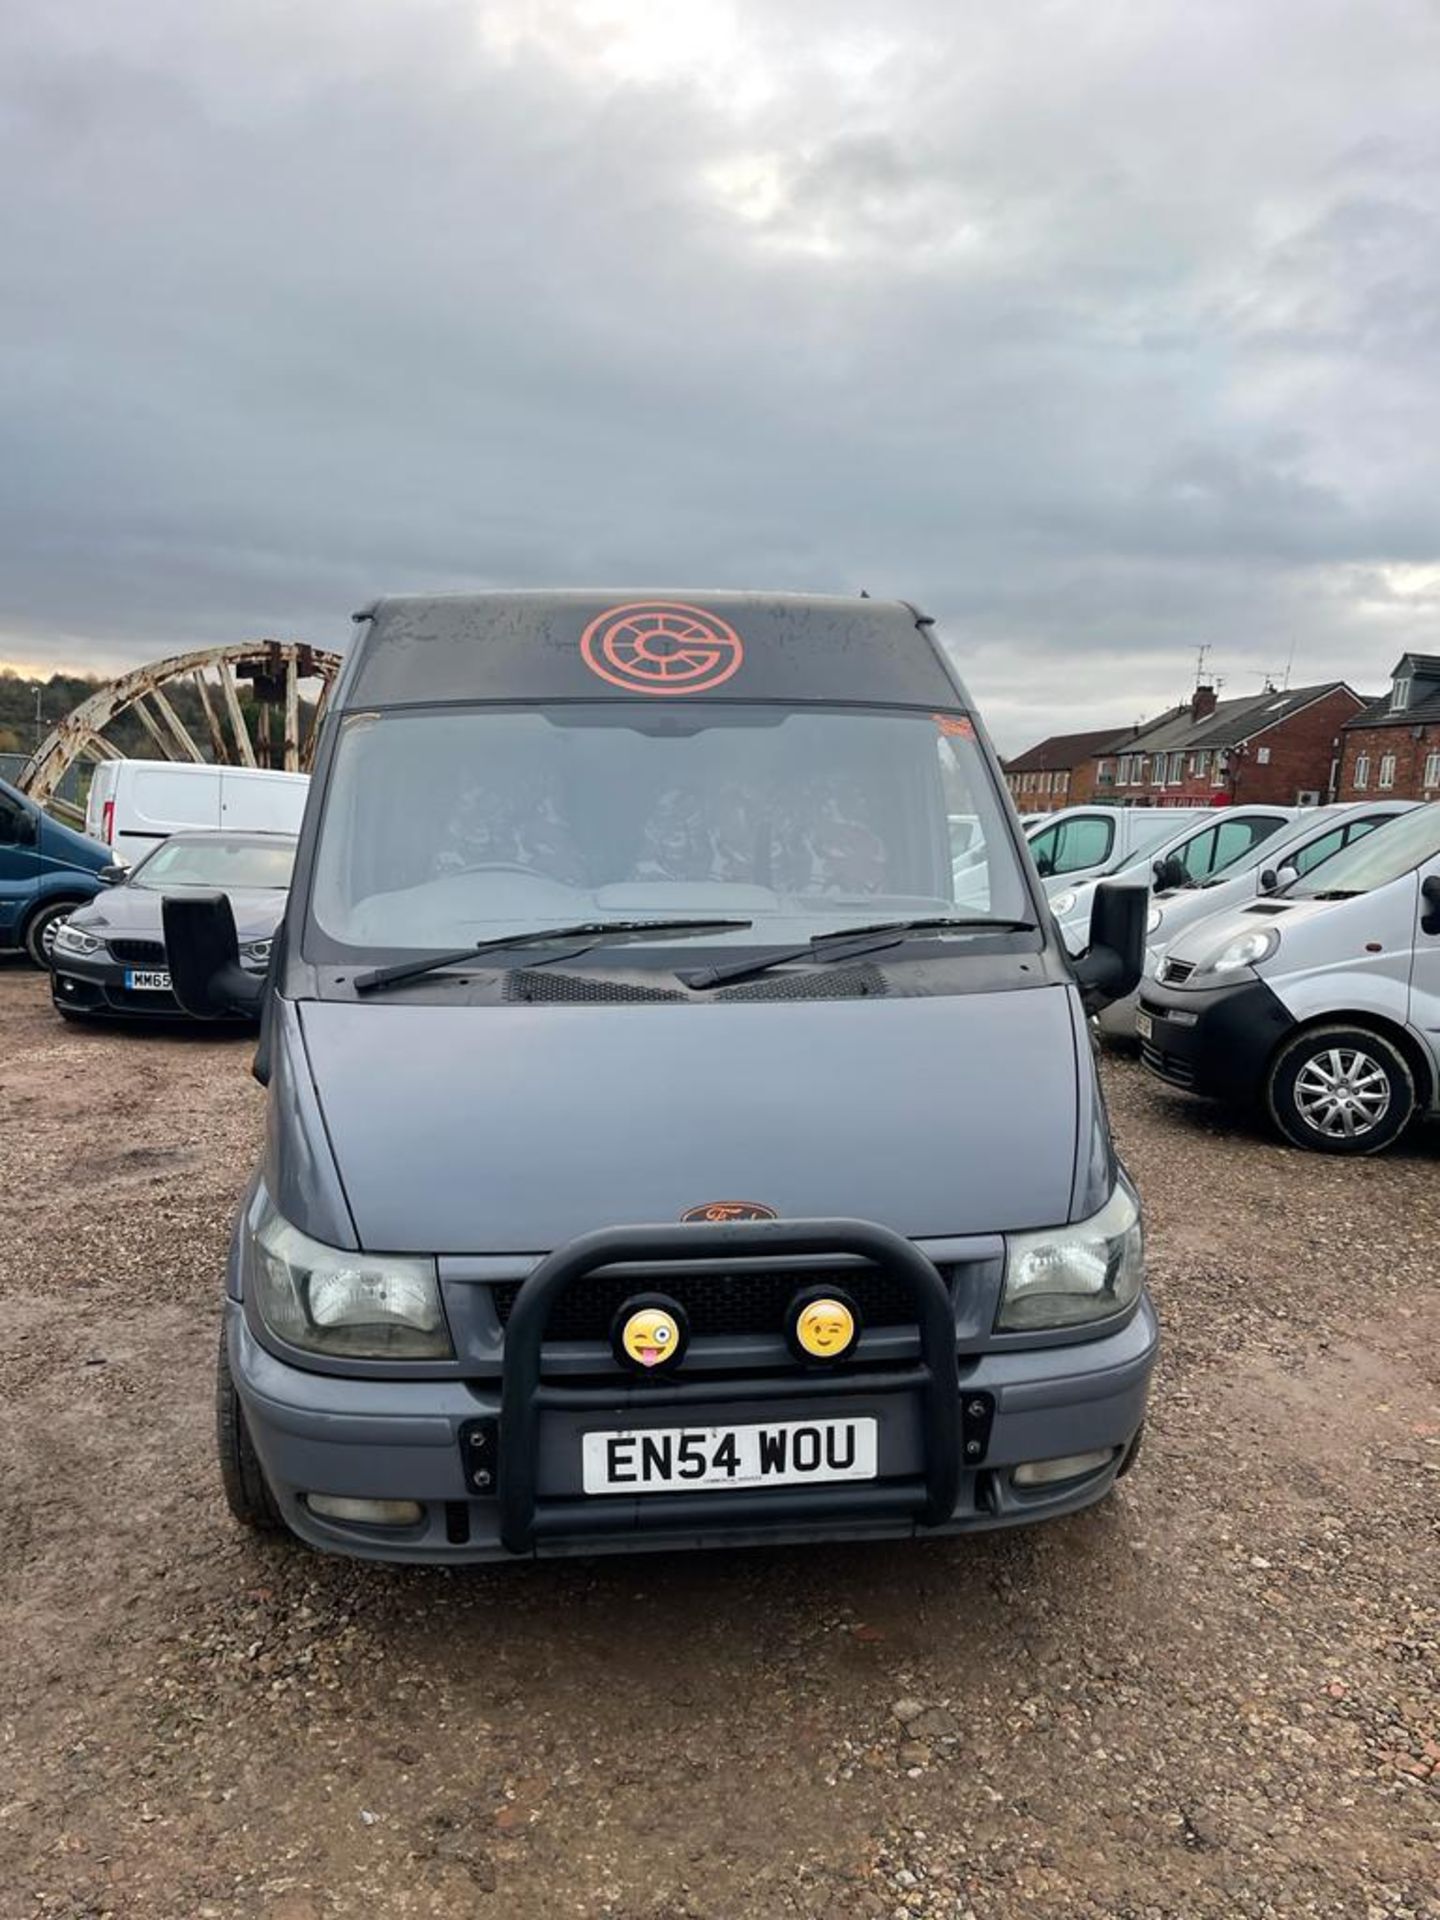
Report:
679,916,1037,991
353,919,753,995
1306,888,1364,901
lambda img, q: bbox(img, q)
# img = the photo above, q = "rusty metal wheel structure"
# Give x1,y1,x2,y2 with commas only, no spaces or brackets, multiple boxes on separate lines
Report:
18,641,342,826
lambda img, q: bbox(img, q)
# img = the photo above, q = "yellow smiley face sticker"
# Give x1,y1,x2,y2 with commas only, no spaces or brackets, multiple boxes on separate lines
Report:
619,1306,683,1370
794,1296,857,1361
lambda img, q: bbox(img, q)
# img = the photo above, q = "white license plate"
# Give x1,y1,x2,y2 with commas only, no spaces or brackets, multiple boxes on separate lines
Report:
582,1417,878,1496
1135,1009,1154,1040
124,969,172,991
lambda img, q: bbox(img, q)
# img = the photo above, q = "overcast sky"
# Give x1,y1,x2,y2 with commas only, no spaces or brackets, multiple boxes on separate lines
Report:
3,0,1439,751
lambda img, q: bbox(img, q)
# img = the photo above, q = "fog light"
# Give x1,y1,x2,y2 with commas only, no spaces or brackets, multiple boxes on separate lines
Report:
1166,1009,1199,1028
304,1494,423,1527
1012,1449,1117,1488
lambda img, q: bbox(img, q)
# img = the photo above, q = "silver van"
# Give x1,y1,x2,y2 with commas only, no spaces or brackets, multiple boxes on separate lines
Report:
165,592,1157,1562
1049,805,1297,952
1097,802,1415,1040
1027,805,1206,893
1138,802,1440,1153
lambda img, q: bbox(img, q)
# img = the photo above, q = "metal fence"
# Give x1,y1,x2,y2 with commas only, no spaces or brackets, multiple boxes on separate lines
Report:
0,752,87,808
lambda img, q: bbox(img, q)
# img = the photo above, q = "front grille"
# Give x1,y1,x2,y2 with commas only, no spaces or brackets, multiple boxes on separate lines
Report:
109,938,167,964
1160,958,1195,985
489,1262,951,1341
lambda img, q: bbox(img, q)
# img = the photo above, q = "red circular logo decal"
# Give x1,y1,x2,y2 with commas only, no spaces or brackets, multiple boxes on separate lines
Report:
680,1201,779,1223
579,601,744,696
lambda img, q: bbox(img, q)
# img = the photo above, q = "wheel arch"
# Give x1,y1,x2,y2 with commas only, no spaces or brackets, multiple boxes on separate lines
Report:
20,888,96,939
1264,1008,1434,1110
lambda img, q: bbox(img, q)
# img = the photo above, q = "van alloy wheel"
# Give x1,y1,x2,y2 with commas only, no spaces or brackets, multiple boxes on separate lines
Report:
40,911,66,961
23,900,75,969
1266,1024,1415,1157
1293,1047,1391,1138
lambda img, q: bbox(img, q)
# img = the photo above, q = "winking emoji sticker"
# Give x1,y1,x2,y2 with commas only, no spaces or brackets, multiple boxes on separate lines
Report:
612,1295,689,1373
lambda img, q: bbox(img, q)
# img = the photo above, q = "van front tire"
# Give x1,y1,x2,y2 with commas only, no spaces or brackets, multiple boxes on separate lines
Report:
216,1330,287,1534
1266,1024,1416,1156
23,898,80,968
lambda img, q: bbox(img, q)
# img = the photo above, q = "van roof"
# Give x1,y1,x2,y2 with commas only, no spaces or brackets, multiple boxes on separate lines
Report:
99,759,307,782
339,591,964,713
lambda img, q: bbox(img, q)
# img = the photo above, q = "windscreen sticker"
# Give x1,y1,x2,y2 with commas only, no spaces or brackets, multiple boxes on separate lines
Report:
932,712,975,739
579,601,744,696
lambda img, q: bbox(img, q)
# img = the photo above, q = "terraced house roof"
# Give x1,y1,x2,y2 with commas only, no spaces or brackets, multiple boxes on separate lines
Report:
1120,683,1353,757
1004,727,1134,774
1342,654,1440,732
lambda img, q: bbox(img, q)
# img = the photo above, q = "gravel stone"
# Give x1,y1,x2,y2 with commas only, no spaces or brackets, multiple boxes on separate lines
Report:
0,972,1435,1918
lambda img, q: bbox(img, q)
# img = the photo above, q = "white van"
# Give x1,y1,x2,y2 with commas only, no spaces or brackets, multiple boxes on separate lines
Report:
86,762,309,867
1049,806,1297,951
1027,806,1208,894
1097,802,1416,1038
1139,803,1440,1154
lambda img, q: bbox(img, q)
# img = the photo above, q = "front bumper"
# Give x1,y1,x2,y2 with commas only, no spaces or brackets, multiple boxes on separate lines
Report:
1138,974,1294,1103
228,1285,1159,1564
52,951,258,1021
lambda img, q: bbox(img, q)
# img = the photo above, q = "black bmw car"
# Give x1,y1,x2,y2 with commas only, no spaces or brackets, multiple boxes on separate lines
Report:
50,829,297,1022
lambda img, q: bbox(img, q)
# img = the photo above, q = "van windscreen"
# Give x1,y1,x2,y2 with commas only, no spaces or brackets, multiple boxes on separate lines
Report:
1288,803,1440,898
307,703,1027,956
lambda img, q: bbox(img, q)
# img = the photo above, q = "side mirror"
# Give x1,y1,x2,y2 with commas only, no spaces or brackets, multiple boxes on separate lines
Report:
1153,853,1187,891
98,864,127,886
1422,873,1440,937
1073,881,1147,1016
162,892,264,1018
1258,868,1278,894
13,808,38,848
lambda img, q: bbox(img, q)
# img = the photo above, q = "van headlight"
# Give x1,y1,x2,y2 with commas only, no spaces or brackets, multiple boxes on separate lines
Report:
54,923,105,957
1201,926,1280,975
999,1179,1144,1331
249,1198,452,1359
1146,905,1163,935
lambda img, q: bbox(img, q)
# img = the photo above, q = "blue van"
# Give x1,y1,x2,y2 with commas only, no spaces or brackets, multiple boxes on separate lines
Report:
0,775,113,965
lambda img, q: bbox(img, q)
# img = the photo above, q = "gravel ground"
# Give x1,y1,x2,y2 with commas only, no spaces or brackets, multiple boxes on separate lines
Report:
0,962,1436,1920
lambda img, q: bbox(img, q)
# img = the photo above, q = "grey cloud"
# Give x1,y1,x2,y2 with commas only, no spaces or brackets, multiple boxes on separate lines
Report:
1,0,1438,750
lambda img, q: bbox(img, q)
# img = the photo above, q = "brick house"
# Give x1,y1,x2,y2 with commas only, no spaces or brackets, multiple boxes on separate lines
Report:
1002,729,1131,813
1087,681,1364,807
1334,654,1440,801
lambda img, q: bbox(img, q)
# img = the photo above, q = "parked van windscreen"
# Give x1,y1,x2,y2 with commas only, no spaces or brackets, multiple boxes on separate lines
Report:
1118,812,1283,884
309,703,1028,955
1288,804,1440,898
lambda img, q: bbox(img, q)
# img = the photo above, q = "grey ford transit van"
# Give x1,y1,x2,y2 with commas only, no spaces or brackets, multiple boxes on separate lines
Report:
166,592,1156,1563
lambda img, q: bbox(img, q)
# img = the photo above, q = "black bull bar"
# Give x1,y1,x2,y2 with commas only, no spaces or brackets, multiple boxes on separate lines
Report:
483,1218,975,1555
